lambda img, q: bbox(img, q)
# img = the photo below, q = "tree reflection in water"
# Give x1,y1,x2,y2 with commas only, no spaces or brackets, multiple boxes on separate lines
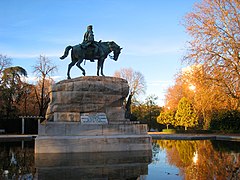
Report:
153,139,240,179
0,141,35,179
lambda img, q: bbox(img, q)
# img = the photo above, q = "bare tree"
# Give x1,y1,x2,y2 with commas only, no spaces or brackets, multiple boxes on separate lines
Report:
0,54,12,84
114,67,146,100
33,55,57,117
183,0,240,107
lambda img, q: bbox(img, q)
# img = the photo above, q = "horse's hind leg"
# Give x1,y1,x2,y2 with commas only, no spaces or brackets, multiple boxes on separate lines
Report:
76,59,86,76
97,59,105,76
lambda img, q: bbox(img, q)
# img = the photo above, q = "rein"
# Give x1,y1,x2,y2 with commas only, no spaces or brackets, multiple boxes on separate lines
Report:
107,42,115,59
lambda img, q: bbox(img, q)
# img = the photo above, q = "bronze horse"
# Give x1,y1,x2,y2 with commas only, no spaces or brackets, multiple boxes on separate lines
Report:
60,41,122,79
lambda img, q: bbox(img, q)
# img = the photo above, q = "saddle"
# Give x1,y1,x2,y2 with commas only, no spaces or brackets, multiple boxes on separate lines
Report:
81,41,102,61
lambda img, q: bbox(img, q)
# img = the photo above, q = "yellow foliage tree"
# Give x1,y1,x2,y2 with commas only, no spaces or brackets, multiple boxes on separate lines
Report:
183,0,240,108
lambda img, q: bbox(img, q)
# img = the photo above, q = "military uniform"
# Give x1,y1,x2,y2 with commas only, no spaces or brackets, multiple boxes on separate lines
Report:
81,25,98,62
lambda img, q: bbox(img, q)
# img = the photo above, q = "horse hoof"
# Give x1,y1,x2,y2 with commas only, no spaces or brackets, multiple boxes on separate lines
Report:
83,72,86,76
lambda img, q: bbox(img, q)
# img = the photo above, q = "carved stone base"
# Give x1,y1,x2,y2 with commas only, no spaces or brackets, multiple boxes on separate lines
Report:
45,76,130,123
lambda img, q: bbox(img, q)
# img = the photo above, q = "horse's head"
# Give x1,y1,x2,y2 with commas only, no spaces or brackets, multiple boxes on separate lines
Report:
108,41,122,61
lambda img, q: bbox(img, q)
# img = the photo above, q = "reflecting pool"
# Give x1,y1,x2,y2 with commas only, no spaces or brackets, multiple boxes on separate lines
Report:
0,139,240,179
151,139,240,179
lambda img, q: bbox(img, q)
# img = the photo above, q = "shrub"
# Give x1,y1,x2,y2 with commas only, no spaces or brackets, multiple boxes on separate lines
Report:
210,110,240,132
162,129,176,133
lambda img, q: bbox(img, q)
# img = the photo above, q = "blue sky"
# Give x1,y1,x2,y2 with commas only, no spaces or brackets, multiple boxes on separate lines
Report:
0,0,199,105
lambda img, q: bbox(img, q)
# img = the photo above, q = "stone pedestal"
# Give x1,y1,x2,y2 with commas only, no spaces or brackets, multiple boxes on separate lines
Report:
45,76,129,123
35,76,152,153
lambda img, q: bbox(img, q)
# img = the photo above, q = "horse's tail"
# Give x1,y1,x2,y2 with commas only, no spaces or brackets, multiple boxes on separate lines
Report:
60,46,72,60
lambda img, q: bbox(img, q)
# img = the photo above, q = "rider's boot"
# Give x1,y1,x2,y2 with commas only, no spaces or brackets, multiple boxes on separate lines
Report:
90,47,98,62
90,49,95,62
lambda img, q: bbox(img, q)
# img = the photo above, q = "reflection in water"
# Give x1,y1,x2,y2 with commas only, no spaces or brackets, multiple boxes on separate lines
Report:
1,139,240,179
0,140,151,180
153,139,240,179
0,141,35,179
35,151,152,180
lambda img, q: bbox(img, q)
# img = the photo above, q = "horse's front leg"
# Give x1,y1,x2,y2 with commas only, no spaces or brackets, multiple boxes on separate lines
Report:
76,59,86,76
97,60,100,76
67,61,77,79
100,59,105,76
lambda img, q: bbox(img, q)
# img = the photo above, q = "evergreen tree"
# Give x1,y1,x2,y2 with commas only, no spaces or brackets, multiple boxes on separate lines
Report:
157,110,175,129
1,66,27,119
175,97,198,130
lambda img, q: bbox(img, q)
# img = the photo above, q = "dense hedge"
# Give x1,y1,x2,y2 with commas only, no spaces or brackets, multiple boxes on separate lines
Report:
210,110,240,132
162,129,176,133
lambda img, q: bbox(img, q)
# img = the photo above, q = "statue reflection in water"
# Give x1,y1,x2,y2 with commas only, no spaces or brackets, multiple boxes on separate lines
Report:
35,150,152,179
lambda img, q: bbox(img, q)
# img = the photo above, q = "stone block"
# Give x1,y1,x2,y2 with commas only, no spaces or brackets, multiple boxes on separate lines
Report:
38,122,149,136
46,76,129,123
54,112,80,122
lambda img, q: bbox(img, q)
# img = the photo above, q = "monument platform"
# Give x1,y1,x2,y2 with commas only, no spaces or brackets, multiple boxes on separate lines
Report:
35,76,152,153
35,122,151,153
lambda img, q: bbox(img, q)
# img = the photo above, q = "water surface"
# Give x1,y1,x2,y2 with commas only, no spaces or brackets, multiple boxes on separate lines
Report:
0,139,240,179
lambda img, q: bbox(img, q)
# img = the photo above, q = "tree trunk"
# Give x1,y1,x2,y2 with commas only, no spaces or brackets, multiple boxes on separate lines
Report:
40,76,45,117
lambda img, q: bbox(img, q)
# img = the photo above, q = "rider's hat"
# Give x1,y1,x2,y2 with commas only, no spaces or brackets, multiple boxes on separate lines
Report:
87,25,93,29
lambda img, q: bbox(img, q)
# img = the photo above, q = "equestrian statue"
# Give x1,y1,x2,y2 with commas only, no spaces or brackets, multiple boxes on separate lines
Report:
60,25,122,79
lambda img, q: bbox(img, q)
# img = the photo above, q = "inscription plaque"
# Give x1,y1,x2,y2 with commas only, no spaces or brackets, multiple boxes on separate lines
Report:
81,113,108,124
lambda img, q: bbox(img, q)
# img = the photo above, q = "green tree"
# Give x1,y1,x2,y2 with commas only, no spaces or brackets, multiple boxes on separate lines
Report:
175,97,198,130
157,110,175,129
1,66,27,118
145,95,161,130
132,95,162,131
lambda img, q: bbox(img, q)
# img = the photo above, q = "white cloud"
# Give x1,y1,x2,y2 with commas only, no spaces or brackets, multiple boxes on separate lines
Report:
4,52,62,59
22,75,63,84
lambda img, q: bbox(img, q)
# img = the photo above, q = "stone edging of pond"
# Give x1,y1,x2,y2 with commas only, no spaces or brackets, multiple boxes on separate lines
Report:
148,133,240,141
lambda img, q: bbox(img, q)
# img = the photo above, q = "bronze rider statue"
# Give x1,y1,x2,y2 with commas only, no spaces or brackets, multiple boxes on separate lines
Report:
81,25,99,62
